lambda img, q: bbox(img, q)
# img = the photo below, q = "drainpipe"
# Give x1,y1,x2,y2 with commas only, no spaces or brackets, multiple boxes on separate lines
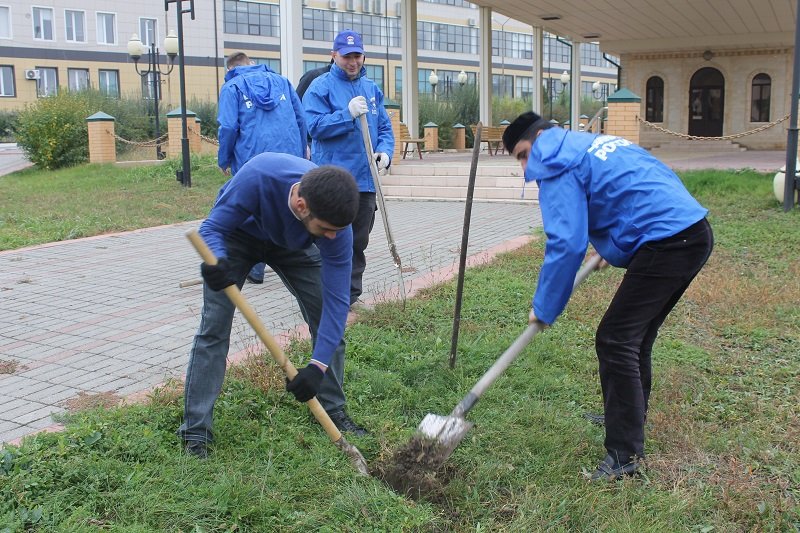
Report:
603,53,621,90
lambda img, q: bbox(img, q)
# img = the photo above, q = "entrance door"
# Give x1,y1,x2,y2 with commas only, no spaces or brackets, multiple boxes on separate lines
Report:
689,67,724,137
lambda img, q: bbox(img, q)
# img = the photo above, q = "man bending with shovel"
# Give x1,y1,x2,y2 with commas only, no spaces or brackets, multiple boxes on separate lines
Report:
503,112,714,481
179,152,367,459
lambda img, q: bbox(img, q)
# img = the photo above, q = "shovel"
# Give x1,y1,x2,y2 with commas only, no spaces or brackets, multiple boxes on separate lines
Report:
186,230,369,475
416,253,604,463
358,113,407,306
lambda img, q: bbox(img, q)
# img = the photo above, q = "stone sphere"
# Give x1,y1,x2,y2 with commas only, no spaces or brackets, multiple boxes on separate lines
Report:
773,161,800,203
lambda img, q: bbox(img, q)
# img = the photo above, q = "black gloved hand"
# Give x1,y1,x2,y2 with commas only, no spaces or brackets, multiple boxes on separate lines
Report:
200,259,238,291
286,364,325,403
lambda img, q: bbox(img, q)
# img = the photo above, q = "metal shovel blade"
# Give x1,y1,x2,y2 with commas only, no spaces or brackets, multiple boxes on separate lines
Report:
417,413,474,460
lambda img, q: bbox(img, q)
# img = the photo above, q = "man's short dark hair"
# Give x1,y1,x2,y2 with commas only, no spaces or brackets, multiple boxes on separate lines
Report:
226,52,250,70
298,166,359,227
502,111,553,153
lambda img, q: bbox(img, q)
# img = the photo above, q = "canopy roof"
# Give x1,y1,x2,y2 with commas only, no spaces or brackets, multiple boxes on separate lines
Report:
474,0,796,53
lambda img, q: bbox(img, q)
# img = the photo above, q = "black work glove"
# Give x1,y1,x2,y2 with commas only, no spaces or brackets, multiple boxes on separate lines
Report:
200,259,238,291
286,364,325,403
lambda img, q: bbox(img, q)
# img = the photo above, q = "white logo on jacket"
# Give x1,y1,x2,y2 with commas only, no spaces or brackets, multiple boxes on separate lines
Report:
587,135,631,161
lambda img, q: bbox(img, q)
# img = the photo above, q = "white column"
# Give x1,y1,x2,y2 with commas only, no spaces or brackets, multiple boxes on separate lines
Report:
401,0,420,136
478,6,493,126
531,26,544,114
570,40,581,130
279,0,303,85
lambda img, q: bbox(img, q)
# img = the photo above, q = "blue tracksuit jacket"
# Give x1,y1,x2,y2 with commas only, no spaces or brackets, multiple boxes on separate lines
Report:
302,63,394,192
527,128,708,324
217,65,307,175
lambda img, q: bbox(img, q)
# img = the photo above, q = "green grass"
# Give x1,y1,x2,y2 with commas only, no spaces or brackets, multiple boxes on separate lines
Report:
0,155,226,251
1,169,799,531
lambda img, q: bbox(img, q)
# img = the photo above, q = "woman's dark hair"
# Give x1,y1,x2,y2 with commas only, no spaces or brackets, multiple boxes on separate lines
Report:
298,165,359,227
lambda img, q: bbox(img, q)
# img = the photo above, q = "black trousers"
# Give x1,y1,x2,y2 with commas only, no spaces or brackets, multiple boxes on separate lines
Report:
595,218,714,463
350,192,377,304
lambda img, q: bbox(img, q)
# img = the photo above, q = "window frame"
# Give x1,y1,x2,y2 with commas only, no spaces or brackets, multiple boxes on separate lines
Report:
139,17,158,47
645,76,664,123
0,5,12,40
67,68,90,92
0,65,15,97
64,9,86,43
32,5,55,41
98,69,120,98
96,11,117,45
750,73,771,123
36,66,58,98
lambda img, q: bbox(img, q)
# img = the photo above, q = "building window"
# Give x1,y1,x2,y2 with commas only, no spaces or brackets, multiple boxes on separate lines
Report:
394,65,402,100
420,0,474,6
33,6,55,41
140,18,157,47
0,65,15,96
303,60,330,73
645,76,664,122
252,57,281,74
65,10,86,43
97,12,116,45
223,0,280,37
365,65,384,94
1,6,12,39
492,74,513,98
515,76,532,100
418,21,478,54
98,69,120,98
492,30,532,60
301,8,399,47
36,67,58,97
544,34,570,64
68,68,89,92
750,73,771,122
141,72,160,100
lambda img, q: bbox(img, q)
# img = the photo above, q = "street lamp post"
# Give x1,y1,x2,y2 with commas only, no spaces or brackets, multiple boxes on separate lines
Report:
165,0,195,187
592,80,607,106
128,32,178,160
493,16,510,98
429,70,439,101
560,70,570,125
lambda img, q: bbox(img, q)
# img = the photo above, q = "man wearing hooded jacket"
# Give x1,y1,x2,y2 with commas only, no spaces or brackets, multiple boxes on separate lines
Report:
217,52,307,176
503,112,714,482
217,52,308,284
302,30,395,309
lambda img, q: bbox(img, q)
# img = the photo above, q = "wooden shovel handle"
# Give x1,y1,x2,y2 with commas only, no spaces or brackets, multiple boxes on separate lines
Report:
185,230,343,443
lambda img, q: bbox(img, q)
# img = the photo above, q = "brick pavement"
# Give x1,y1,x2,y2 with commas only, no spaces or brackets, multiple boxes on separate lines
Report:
0,200,541,445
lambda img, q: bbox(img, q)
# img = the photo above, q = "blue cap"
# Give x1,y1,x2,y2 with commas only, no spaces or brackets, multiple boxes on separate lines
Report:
333,30,364,55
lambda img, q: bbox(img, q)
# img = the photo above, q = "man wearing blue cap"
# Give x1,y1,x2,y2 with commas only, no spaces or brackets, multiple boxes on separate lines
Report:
303,29,395,312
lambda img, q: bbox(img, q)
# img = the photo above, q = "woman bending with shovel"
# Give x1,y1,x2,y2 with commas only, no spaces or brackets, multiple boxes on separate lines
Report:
503,112,714,481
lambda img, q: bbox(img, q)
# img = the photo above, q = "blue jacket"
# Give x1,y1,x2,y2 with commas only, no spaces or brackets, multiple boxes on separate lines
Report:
302,63,394,192
217,65,307,175
527,128,708,324
199,153,352,368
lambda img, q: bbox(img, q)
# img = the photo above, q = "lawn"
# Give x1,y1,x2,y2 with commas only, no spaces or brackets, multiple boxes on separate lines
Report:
0,155,226,251
1,168,798,531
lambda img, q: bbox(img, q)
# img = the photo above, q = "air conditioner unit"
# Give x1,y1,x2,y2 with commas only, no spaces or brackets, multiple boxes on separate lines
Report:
467,18,476,26
328,0,337,9
24,69,41,80
362,0,372,13
345,0,355,12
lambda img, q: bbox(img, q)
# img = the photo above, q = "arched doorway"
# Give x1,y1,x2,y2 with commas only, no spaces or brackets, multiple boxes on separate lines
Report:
689,67,724,137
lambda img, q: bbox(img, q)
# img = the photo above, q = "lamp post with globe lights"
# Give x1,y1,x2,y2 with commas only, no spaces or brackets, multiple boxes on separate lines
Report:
165,0,195,187
128,31,178,160
429,70,439,101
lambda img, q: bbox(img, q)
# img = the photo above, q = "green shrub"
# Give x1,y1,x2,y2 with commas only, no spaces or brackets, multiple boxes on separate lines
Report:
14,93,93,170
0,110,17,142
188,97,219,139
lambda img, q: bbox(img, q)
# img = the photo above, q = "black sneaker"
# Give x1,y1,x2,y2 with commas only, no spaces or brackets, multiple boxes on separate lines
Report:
583,412,605,426
246,274,263,284
328,410,369,436
590,454,641,481
184,440,209,459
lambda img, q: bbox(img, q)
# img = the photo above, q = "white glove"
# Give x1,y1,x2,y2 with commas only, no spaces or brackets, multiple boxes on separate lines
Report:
373,152,390,175
348,96,368,119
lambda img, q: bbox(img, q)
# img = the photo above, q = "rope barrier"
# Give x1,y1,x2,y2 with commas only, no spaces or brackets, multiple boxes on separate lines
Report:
637,113,790,141
199,133,219,146
109,131,169,147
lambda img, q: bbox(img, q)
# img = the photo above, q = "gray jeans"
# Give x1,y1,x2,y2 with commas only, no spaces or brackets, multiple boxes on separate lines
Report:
178,230,347,444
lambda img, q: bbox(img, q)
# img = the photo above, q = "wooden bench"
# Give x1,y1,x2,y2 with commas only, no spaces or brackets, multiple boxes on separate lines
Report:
470,125,508,155
398,123,425,159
